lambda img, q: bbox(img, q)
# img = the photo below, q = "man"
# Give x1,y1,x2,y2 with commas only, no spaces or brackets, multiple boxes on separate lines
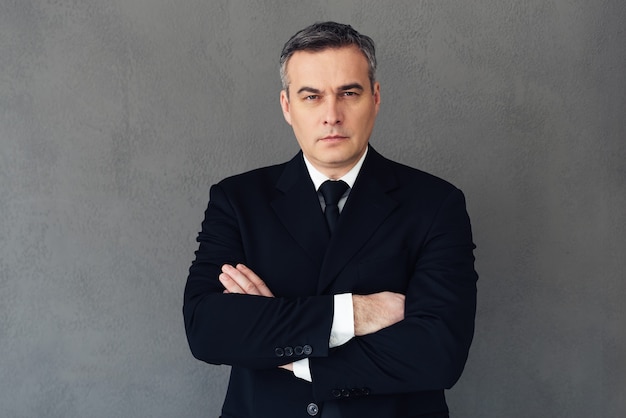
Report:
184,22,477,418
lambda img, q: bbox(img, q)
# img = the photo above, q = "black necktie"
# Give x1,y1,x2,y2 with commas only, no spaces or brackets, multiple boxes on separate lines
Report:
319,180,349,234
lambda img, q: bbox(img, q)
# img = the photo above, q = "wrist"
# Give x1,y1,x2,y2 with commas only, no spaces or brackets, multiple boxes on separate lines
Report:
352,294,366,336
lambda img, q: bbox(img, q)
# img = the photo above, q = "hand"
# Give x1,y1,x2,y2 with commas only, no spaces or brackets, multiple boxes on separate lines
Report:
278,363,293,372
352,291,405,336
220,265,290,372
219,264,275,297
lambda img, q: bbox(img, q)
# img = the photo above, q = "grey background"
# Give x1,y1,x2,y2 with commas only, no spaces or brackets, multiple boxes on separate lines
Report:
1,0,624,417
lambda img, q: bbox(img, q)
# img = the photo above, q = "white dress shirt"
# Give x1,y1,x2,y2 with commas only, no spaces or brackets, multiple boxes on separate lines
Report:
292,147,369,382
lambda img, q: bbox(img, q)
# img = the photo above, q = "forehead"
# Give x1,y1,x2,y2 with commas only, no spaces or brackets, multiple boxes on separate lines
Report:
285,46,370,87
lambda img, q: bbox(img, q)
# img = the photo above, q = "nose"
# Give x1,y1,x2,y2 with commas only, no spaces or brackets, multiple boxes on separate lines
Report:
323,97,342,126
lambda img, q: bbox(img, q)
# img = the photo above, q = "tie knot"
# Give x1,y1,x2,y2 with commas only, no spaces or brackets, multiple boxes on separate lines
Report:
319,180,349,206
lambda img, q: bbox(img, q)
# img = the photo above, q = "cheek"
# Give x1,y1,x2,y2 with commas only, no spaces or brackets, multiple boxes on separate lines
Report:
292,112,316,131
362,106,378,125
290,117,306,134
289,120,313,147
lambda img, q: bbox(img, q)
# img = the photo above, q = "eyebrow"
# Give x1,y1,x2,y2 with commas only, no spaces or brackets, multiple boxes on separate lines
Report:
338,83,364,92
296,83,365,96
296,86,322,95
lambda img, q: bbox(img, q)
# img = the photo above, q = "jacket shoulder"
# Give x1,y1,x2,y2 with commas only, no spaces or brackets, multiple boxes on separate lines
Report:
214,159,291,198
371,150,459,194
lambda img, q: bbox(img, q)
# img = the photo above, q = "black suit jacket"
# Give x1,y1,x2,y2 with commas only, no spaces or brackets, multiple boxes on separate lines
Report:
184,147,477,417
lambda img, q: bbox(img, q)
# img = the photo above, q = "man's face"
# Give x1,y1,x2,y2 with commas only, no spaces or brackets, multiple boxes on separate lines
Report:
280,46,380,178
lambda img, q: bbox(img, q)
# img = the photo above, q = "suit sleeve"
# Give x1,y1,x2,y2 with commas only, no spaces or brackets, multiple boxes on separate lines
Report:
183,183,334,369
308,187,478,401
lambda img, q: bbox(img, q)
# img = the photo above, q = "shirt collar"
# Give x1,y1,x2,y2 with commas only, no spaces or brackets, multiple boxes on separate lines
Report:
303,146,368,191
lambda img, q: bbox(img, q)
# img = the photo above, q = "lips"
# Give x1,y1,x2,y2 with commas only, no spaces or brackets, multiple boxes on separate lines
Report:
320,134,348,141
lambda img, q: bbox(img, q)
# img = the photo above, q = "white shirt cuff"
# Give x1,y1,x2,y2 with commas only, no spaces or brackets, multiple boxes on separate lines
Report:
291,294,354,383
329,293,354,348
292,358,312,382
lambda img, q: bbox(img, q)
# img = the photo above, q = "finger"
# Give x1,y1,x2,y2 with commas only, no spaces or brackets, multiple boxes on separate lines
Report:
219,272,245,294
236,264,274,297
278,362,293,371
221,264,264,296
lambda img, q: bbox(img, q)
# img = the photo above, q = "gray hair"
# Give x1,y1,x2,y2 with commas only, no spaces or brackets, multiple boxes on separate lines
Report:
279,21,377,97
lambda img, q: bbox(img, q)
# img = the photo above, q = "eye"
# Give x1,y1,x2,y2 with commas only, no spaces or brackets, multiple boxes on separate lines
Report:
342,91,358,97
304,95,320,101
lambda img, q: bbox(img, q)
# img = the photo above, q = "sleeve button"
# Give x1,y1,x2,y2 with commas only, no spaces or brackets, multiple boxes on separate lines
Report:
306,403,319,416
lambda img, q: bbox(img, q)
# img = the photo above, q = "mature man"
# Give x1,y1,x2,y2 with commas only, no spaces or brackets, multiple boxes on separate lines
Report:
184,21,478,418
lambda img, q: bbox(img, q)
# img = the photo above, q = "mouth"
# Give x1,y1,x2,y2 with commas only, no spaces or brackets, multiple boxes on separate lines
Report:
320,134,348,142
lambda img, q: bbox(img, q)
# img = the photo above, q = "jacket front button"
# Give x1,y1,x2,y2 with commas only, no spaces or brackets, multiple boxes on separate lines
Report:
307,402,319,416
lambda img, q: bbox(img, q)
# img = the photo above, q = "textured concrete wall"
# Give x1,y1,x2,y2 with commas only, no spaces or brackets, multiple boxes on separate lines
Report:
1,1,624,417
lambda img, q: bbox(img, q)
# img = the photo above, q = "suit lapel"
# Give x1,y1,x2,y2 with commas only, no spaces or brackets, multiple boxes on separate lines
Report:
271,153,330,268
317,148,400,293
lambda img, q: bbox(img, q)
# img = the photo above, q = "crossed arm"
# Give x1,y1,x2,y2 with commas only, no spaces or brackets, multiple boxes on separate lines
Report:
185,182,477,398
219,263,406,371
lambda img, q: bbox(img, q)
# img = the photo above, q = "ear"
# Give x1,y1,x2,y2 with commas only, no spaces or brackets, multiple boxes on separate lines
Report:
372,82,381,115
373,82,381,106
280,90,292,125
